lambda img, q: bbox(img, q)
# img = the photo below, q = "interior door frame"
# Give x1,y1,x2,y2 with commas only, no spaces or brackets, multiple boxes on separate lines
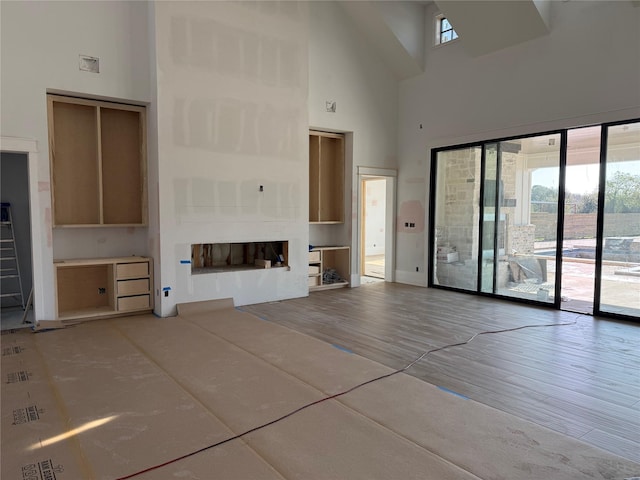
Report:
1,137,44,322
357,167,397,283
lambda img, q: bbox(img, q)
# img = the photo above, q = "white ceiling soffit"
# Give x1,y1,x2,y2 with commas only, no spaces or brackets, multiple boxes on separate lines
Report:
435,0,551,57
340,1,425,81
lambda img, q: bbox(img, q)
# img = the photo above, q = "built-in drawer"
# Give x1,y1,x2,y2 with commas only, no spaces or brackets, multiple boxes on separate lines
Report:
117,278,150,296
308,251,320,263
117,294,150,311
308,265,321,274
308,276,321,287
116,262,149,279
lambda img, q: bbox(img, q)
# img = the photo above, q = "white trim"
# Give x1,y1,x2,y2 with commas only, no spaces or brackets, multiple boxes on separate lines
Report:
358,169,397,283
1,137,49,322
357,166,397,177
1,137,38,154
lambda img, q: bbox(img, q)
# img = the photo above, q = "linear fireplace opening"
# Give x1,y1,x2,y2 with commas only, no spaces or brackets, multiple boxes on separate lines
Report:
191,241,289,274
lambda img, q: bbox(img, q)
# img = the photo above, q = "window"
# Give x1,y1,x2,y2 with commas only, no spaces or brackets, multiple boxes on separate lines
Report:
436,15,458,45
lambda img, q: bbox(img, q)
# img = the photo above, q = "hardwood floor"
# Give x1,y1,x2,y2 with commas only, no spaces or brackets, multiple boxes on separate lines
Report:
243,282,640,463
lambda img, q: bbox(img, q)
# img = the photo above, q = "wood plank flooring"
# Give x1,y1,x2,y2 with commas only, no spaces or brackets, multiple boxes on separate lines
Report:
243,282,640,463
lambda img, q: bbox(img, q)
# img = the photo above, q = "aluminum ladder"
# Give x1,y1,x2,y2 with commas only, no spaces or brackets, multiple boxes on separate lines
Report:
1,203,25,309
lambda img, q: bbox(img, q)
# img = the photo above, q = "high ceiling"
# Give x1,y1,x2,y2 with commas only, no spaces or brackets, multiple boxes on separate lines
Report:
340,0,639,80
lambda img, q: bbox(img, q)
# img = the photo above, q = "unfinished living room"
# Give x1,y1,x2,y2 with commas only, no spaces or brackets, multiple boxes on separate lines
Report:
1,1,639,479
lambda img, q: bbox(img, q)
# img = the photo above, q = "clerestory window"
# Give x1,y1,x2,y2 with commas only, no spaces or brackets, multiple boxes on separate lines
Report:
436,15,458,45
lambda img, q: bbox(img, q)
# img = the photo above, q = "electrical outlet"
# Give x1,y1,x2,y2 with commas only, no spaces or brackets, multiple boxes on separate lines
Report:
416,267,419,272
98,287,106,295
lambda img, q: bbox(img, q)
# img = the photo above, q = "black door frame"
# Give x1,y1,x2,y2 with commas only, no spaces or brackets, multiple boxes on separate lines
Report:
428,118,639,323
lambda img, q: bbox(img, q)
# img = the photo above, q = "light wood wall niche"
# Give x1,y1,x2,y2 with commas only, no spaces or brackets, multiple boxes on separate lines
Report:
308,246,350,290
47,95,147,226
309,131,344,223
55,257,153,321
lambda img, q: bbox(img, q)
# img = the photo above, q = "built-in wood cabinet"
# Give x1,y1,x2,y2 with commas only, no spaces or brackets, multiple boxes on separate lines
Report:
55,257,153,321
48,95,147,227
309,131,344,224
308,246,350,291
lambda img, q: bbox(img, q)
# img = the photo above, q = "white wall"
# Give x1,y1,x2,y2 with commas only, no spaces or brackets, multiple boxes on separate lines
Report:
308,1,398,282
374,1,425,70
364,178,387,256
0,1,151,320
397,0,640,286
152,1,309,315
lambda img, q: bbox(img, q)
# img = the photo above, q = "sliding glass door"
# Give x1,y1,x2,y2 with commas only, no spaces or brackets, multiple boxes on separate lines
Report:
556,126,602,314
431,133,561,305
493,134,561,304
597,121,640,317
432,146,482,291
430,119,639,321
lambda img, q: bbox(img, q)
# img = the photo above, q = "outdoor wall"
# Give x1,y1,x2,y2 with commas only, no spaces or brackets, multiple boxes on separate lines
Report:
308,1,398,283
435,148,481,263
151,1,309,315
0,1,151,320
532,213,640,241
398,0,640,286
509,225,536,255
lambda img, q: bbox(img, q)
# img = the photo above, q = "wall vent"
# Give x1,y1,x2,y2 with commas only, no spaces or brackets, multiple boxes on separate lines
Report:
79,55,99,73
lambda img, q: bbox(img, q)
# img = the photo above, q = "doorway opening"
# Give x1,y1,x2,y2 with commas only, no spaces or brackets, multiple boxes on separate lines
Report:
1,151,34,329
362,177,386,280
358,168,396,285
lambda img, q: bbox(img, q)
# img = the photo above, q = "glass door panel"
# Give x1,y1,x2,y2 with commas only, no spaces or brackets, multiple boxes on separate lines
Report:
559,127,601,314
433,147,482,291
598,122,640,317
481,144,498,293
495,134,561,304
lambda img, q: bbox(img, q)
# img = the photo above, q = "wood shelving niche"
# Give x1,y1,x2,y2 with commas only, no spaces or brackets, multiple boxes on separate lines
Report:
48,95,147,227
308,246,350,291
309,131,344,224
55,257,153,321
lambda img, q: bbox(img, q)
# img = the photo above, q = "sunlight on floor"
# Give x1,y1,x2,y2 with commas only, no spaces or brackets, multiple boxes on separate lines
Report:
29,415,119,451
